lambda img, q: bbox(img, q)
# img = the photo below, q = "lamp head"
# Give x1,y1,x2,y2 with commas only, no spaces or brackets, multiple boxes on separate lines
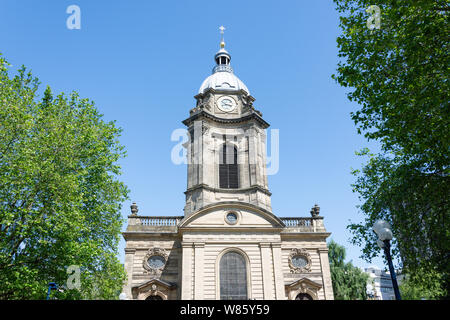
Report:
372,219,391,235
378,227,393,241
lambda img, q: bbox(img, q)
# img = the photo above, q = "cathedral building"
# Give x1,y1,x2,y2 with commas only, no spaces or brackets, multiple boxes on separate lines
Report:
122,28,334,300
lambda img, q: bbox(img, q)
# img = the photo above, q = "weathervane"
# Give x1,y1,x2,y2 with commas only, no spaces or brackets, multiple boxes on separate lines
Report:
219,25,226,48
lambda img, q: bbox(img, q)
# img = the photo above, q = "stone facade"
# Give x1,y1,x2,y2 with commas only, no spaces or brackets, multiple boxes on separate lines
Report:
122,37,334,300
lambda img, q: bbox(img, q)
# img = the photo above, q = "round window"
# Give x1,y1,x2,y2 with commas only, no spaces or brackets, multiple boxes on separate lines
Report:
148,255,166,269
226,212,238,224
291,255,308,268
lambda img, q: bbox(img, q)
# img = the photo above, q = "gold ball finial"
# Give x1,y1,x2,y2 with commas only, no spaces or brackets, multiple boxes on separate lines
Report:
219,25,226,48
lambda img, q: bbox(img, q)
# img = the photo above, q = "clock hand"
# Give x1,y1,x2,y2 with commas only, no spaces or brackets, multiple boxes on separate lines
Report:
222,100,232,107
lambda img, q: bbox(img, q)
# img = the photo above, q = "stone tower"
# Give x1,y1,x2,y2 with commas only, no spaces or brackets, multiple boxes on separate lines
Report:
183,27,271,216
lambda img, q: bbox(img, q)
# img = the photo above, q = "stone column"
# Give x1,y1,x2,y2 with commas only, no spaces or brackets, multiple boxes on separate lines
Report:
248,128,257,187
318,248,334,300
271,243,285,300
260,129,269,189
124,248,135,299
181,242,193,299
194,242,205,300
259,243,273,299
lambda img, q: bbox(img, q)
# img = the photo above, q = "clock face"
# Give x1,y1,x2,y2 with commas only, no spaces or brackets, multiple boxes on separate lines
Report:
217,96,236,112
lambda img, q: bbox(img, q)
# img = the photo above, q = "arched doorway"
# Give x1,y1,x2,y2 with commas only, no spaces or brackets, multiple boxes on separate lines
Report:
145,295,163,300
219,251,247,300
295,293,313,300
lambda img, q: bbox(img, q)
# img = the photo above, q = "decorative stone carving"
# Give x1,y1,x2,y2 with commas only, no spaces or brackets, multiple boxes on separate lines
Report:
196,93,212,111
285,278,322,300
288,248,312,273
130,202,138,215
202,122,210,136
203,94,212,111
132,278,176,300
143,248,169,275
310,204,320,217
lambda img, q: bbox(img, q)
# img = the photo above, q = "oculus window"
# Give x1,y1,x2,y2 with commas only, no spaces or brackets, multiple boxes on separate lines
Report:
226,212,238,225
148,255,166,269
291,255,308,269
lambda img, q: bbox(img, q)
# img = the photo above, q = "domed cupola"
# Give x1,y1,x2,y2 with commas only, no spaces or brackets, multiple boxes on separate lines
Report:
198,26,250,95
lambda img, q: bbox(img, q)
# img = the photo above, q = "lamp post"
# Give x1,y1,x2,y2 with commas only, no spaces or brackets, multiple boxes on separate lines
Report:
372,220,401,300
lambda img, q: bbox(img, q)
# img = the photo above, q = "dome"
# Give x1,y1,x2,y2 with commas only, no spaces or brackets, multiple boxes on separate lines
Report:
198,29,250,95
198,71,249,95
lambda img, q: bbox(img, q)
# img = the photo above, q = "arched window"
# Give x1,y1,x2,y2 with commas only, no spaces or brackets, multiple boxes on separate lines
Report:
219,144,238,189
220,251,247,300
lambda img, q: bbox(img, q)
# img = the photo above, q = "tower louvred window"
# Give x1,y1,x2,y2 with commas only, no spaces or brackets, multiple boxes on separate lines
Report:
219,144,238,189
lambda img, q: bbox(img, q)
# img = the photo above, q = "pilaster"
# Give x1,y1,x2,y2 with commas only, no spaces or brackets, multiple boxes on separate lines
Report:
194,242,205,299
318,248,334,300
259,243,273,299
271,243,285,299
123,248,135,299
181,242,194,299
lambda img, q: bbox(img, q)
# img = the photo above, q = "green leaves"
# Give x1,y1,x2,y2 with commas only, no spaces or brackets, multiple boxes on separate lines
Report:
399,264,446,300
328,240,369,300
333,0,449,299
0,54,128,299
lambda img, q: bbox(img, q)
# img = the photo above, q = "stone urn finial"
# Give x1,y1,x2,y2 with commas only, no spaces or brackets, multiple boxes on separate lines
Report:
130,202,138,215
310,204,320,218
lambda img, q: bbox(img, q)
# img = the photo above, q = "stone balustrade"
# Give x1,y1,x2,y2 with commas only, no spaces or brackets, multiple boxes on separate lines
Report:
139,216,183,227
131,216,183,226
280,217,313,227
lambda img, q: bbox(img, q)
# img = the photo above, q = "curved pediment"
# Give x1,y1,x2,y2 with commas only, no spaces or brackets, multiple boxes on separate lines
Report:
178,202,285,229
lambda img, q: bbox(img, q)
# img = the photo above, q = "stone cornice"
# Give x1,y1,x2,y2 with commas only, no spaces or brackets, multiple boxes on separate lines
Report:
193,242,205,248
280,232,332,239
180,200,281,224
122,231,180,240
185,184,272,196
181,242,194,248
132,278,177,290
182,110,270,129
194,88,254,100
178,201,286,233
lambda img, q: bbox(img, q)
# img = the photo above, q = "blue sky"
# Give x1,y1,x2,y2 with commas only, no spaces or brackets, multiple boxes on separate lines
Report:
1,0,387,269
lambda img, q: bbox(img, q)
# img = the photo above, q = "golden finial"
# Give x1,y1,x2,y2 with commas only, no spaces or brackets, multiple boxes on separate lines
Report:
219,25,226,48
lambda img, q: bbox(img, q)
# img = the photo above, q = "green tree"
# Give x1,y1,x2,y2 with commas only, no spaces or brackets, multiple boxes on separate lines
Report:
0,54,128,299
399,266,446,300
332,0,449,298
328,240,369,300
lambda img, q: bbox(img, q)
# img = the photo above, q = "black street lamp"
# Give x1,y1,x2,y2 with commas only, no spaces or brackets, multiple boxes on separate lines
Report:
372,220,402,300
